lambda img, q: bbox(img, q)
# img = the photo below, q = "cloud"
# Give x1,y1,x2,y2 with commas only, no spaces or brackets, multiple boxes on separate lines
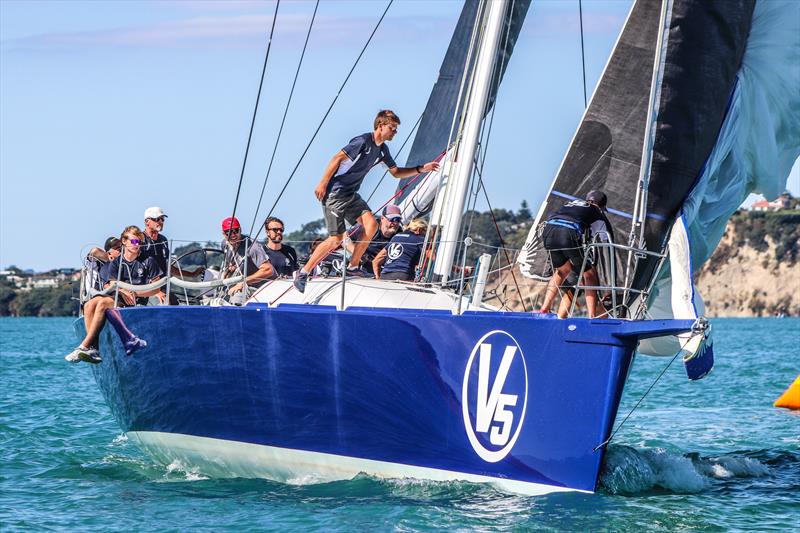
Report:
1,12,446,52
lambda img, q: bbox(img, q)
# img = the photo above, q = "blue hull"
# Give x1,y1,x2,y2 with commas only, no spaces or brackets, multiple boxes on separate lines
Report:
81,304,694,493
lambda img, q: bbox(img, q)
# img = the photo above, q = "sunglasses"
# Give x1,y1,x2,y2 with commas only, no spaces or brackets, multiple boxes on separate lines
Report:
148,216,165,223
268,227,284,233
224,228,241,236
127,238,142,245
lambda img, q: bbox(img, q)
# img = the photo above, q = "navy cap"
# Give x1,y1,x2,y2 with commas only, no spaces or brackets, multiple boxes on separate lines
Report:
586,190,608,209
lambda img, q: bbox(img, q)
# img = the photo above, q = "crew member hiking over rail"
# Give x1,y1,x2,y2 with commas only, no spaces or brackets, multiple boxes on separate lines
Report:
293,109,439,293
538,190,614,318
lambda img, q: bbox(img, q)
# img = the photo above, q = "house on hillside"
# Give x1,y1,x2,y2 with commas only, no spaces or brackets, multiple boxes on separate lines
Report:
750,191,794,212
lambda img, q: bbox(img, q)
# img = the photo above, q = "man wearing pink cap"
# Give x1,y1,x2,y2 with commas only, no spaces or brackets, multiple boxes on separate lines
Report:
347,204,403,276
221,216,273,296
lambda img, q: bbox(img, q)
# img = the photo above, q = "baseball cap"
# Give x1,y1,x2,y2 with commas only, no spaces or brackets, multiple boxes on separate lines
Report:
144,206,168,220
221,217,241,231
586,190,608,209
383,204,402,221
104,237,121,251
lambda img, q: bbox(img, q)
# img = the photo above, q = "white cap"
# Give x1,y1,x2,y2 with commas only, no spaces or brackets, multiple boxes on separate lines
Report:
144,206,168,220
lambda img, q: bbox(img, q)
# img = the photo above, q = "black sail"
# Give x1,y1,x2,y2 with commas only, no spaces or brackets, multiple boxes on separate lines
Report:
396,0,531,200
521,0,756,311
521,0,662,279
630,0,755,297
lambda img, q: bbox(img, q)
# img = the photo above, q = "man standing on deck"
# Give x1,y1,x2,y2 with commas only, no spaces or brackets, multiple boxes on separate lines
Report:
263,216,298,278
293,110,440,293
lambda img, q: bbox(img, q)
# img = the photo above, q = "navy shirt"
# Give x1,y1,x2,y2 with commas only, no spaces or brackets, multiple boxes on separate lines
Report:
327,133,396,197
139,233,170,274
264,245,298,278
382,231,424,277
350,224,393,272
101,255,163,305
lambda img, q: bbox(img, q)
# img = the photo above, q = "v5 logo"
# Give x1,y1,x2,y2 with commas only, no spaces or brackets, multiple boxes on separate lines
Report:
462,330,528,462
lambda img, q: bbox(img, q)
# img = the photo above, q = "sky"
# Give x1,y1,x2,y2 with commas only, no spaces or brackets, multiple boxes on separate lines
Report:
1,0,798,271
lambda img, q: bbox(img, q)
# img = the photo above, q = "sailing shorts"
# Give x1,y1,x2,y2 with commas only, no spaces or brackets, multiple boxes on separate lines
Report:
542,224,591,270
323,192,370,236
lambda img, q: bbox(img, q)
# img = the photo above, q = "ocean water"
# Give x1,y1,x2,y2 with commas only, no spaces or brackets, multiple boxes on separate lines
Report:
0,317,797,532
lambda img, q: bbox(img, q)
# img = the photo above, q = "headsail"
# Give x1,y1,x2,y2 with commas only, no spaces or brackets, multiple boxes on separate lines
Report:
518,0,663,281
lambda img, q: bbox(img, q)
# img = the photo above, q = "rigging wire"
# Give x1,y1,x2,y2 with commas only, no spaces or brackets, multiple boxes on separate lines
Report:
592,336,691,451
249,0,320,236
578,0,588,107
228,0,281,226
255,0,395,242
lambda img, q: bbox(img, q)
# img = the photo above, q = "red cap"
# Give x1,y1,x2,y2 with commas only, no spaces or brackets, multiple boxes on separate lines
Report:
221,217,241,231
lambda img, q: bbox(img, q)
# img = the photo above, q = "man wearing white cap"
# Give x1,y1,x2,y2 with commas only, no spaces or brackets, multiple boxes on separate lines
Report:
346,204,403,275
140,206,203,282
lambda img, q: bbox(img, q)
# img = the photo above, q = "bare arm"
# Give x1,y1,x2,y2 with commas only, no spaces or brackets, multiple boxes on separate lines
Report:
315,151,350,201
372,248,388,279
388,160,440,180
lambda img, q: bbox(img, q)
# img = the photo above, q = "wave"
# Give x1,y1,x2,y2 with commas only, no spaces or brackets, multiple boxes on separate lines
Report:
600,445,773,495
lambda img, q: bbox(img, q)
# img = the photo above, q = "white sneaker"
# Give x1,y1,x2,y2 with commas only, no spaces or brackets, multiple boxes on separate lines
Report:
65,346,85,363
78,348,102,364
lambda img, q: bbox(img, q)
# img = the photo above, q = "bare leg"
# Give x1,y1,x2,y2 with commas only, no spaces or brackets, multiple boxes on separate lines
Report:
583,267,600,319
556,289,575,319
349,211,377,268
80,296,115,348
302,234,344,274
539,263,571,314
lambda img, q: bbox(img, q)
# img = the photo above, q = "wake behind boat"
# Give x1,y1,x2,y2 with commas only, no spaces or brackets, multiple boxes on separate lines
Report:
73,0,799,496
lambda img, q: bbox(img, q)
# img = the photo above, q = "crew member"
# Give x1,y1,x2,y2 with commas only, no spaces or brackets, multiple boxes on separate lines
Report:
293,109,440,292
538,190,613,318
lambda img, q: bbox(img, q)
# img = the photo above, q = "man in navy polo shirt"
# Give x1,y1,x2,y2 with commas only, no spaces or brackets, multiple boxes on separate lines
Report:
139,206,203,280
293,110,440,293
347,204,402,275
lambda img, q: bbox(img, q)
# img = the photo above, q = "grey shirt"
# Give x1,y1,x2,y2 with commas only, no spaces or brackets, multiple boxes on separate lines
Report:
224,236,270,286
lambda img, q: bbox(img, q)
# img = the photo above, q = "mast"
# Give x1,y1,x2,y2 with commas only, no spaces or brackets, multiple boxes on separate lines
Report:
623,0,672,292
433,0,509,282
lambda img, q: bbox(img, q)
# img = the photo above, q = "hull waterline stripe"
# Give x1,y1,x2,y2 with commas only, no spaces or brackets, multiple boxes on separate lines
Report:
128,431,590,496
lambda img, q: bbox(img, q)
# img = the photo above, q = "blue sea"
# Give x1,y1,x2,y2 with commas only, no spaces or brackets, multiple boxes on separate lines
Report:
1,317,798,531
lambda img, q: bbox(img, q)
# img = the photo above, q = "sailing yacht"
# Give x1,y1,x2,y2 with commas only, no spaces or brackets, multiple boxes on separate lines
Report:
77,0,799,495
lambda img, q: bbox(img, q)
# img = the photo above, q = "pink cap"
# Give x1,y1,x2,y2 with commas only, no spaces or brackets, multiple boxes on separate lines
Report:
383,204,402,221
221,217,241,231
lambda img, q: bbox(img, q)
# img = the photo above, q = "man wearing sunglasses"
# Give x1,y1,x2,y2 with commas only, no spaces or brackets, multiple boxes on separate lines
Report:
263,216,298,279
346,204,403,276
221,217,273,297
140,206,203,282
293,109,440,293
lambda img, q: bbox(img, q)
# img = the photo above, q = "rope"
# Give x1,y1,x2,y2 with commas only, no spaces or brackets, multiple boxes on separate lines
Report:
229,0,280,225
248,0,320,236
255,0,395,242
592,335,694,451
578,0,588,108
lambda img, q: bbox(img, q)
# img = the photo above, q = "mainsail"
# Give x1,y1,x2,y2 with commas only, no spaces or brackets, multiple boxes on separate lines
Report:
396,0,531,208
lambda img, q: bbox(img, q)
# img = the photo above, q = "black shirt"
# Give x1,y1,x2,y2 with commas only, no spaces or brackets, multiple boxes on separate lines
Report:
549,200,612,237
139,233,170,274
264,245,299,278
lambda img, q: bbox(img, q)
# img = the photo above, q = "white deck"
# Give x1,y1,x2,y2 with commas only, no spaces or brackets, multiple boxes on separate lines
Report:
247,277,494,313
